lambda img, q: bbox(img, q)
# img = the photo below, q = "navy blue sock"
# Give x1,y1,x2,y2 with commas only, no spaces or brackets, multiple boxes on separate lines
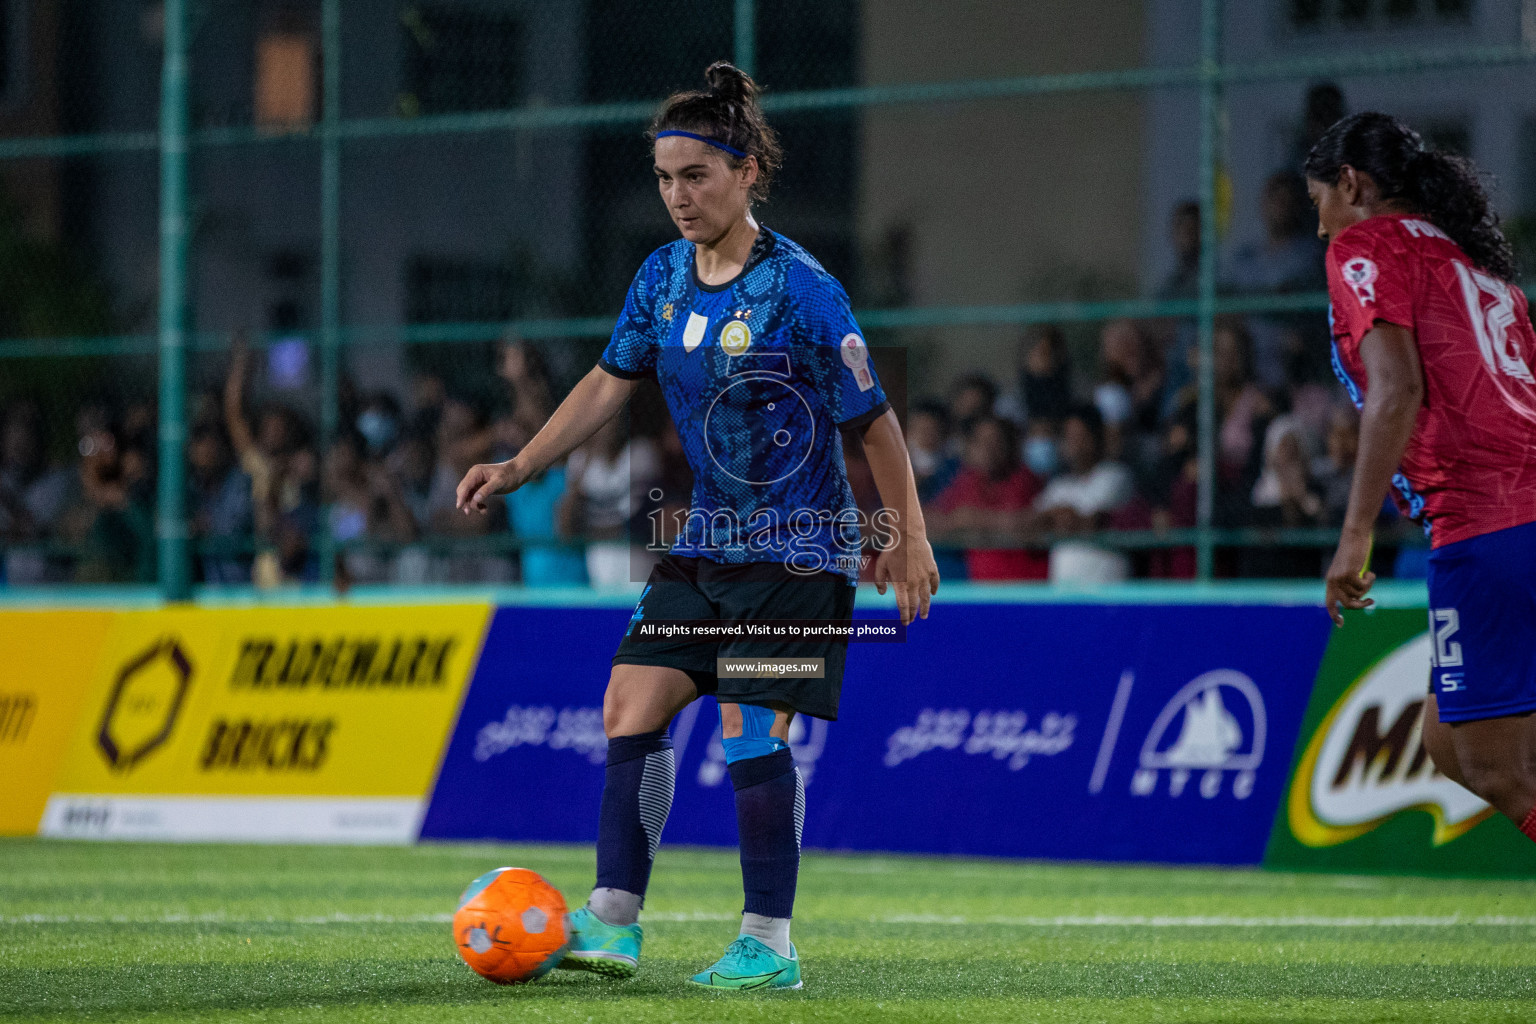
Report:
595,730,675,901
729,747,802,920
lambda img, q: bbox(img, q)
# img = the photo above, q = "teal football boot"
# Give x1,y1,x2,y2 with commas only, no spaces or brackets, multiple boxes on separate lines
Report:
688,935,802,990
557,906,641,979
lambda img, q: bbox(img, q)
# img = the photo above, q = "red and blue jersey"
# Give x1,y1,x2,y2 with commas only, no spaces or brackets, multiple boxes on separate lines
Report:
1326,213,1536,548
599,227,889,579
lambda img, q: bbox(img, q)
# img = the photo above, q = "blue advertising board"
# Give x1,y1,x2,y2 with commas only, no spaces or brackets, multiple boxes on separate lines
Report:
421,602,1333,865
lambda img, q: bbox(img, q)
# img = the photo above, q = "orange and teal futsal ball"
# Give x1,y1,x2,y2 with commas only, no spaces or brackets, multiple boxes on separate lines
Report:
452,867,570,984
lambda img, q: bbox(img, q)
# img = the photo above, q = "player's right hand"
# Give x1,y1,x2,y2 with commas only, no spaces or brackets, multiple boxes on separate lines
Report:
874,534,941,626
456,460,526,514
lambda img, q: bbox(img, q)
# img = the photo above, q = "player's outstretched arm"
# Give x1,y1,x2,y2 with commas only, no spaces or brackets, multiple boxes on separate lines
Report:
858,408,941,625
1325,321,1423,625
456,365,641,514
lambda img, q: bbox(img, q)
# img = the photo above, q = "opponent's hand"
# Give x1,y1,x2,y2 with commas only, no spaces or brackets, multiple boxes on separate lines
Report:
874,534,941,627
455,459,527,514
1324,529,1375,627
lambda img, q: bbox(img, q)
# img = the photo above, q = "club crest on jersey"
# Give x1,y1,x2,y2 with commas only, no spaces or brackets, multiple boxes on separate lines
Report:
720,319,752,356
661,302,675,321
682,311,708,352
1342,257,1378,306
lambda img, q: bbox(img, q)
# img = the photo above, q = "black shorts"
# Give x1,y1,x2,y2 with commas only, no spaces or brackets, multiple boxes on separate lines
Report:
612,553,857,721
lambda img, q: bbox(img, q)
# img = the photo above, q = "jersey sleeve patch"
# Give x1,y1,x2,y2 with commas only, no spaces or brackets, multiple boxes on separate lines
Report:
839,332,869,369
840,333,877,391
1341,256,1378,306
1327,220,1414,341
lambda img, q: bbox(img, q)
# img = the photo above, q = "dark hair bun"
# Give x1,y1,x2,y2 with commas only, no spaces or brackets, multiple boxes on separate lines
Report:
651,61,781,203
704,61,756,104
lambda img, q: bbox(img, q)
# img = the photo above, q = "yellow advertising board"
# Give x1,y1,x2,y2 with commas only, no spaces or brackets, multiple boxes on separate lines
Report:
42,603,491,843
0,611,116,835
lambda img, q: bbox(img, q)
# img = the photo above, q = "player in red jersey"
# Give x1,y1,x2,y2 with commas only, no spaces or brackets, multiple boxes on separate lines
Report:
1305,112,1536,846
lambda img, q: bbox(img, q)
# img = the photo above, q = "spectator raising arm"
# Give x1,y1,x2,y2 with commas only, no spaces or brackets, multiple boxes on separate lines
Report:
223,330,279,541
223,330,259,463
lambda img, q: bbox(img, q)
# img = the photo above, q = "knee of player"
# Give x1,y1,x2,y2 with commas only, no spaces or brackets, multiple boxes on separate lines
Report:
602,684,646,738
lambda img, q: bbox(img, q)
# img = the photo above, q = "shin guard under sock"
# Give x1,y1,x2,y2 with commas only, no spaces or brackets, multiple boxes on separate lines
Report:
593,729,675,920
728,747,802,921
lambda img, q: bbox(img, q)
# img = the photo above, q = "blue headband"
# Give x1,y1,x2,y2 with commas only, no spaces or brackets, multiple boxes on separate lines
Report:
655,130,747,160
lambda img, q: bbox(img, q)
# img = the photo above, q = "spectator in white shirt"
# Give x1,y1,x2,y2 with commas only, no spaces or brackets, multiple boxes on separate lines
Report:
1028,405,1135,584
560,416,661,587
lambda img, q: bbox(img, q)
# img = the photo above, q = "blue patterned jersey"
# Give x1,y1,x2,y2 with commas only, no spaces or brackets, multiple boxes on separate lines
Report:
599,228,889,580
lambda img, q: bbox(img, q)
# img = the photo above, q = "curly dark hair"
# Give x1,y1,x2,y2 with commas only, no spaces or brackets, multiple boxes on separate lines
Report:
1303,111,1517,281
649,61,783,204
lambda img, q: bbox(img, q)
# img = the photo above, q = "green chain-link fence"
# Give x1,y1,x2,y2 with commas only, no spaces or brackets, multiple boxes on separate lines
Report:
1,0,1533,596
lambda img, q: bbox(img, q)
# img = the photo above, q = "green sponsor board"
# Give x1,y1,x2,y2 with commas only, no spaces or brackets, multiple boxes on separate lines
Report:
1265,608,1536,876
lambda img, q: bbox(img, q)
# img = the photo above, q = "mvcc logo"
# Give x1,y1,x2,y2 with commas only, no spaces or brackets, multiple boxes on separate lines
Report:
1131,670,1266,800
1089,669,1266,801
97,637,194,772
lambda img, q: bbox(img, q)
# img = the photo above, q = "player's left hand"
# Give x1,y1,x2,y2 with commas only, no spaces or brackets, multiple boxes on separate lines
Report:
874,534,941,626
1324,530,1376,627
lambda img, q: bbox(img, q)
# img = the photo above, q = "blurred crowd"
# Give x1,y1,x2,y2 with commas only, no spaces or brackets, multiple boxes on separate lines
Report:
0,335,679,588
1,83,1421,588
911,307,1385,585
0,303,1404,589
908,83,1423,584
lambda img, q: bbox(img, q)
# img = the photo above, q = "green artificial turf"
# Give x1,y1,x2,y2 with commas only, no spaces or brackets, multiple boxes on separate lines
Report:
2,838,1534,1022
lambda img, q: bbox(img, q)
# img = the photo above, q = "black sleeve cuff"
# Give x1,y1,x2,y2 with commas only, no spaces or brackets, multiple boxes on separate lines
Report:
598,357,650,381
836,399,891,433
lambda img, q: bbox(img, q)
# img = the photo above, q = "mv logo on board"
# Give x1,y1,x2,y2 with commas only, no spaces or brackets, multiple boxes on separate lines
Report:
1288,633,1492,847
97,637,194,772
1128,670,1267,800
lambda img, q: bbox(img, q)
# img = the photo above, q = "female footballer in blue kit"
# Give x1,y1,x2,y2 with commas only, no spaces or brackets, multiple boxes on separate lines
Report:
457,62,940,990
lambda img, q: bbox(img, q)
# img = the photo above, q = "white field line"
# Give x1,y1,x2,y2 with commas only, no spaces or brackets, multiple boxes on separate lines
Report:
880,914,1536,928
3,913,456,925
6,912,1536,928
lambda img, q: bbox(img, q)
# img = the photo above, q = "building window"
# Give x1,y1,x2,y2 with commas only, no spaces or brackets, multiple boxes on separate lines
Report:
0,0,28,105
255,30,317,128
1289,0,1472,29
0,5,10,97
1420,119,1470,157
1521,117,1536,212
406,256,516,323
399,4,522,116
403,255,517,390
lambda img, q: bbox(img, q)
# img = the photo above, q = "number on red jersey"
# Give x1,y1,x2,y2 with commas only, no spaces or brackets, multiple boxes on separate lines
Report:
1452,262,1533,384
